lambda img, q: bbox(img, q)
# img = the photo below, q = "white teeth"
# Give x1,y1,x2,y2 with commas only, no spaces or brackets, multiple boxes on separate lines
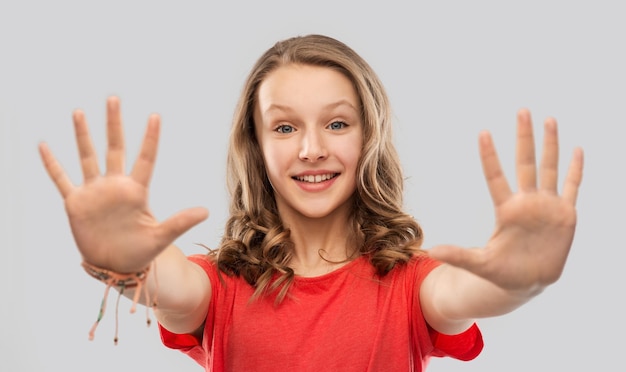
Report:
296,173,336,183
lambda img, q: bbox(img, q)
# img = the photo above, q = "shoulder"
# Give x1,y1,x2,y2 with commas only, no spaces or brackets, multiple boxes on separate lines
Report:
396,252,442,283
187,254,223,289
188,253,218,274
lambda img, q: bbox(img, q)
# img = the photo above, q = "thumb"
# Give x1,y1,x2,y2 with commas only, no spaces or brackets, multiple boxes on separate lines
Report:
153,207,209,254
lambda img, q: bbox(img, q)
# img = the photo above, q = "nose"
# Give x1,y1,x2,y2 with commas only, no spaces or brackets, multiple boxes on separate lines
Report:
299,129,327,162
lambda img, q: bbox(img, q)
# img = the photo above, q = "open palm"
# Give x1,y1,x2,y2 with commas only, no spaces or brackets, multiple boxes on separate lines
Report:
429,109,584,292
39,97,208,273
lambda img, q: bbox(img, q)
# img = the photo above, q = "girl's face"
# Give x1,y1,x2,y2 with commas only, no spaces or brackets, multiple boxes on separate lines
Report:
254,64,363,222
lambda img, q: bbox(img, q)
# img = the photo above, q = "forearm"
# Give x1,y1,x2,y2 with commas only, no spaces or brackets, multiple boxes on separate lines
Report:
150,246,211,334
421,264,544,334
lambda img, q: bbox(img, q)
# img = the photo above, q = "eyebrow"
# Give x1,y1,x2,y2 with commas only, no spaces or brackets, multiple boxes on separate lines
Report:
262,99,360,116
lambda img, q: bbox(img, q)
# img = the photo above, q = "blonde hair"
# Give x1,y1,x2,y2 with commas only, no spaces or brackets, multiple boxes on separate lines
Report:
215,34,424,302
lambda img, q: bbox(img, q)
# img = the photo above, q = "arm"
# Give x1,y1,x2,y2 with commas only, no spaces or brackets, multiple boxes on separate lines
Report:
419,109,584,335
38,96,211,334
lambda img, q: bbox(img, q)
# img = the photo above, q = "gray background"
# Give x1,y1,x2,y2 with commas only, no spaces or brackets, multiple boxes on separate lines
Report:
1,0,623,371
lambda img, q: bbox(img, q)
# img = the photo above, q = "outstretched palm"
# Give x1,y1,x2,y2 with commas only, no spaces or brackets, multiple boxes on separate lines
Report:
39,97,208,273
429,109,584,292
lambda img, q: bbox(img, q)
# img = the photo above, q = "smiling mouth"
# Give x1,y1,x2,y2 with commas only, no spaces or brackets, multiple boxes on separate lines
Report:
293,173,339,183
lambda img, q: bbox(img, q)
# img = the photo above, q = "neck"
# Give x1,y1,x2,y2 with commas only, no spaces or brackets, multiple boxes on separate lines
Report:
280,207,357,277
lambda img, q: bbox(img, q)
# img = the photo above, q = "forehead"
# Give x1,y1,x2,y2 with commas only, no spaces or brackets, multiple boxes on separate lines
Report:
256,64,360,115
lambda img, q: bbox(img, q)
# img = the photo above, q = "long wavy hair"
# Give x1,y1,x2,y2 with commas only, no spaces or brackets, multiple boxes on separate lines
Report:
214,34,424,302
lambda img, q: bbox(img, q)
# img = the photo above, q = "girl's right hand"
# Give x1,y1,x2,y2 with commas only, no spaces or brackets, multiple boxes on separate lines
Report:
39,96,208,273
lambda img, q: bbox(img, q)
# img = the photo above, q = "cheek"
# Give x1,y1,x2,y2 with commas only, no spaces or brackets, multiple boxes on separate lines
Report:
341,136,363,171
346,151,362,179
261,145,290,180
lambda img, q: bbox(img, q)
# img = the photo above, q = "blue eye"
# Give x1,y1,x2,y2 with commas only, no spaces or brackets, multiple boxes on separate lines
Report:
276,125,295,134
328,121,347,130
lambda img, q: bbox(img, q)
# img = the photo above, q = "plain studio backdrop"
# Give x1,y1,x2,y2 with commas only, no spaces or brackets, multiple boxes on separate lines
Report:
1,1,623,371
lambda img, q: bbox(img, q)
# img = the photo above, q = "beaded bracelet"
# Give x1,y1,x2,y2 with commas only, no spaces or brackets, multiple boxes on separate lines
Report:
81,261,158,345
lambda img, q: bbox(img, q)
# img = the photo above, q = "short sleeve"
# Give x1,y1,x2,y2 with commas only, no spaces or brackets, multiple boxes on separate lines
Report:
428,323,483,361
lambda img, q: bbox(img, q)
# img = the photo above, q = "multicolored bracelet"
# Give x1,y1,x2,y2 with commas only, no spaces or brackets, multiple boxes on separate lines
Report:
81,261,158,345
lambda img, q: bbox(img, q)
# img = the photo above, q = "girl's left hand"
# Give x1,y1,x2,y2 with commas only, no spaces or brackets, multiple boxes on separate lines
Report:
428,109,584,293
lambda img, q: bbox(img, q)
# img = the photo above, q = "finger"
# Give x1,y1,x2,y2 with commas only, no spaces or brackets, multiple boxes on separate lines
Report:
562,147,584,205
153,207,209,254
106,96,126,174
516,109,537,191
38,142,75,198
73,110,101,182
539,118,559,192
131,114,160,187
479,130,512,206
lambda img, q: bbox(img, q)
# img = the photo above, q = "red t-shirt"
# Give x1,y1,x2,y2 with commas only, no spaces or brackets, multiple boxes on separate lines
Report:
160,254,483,371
